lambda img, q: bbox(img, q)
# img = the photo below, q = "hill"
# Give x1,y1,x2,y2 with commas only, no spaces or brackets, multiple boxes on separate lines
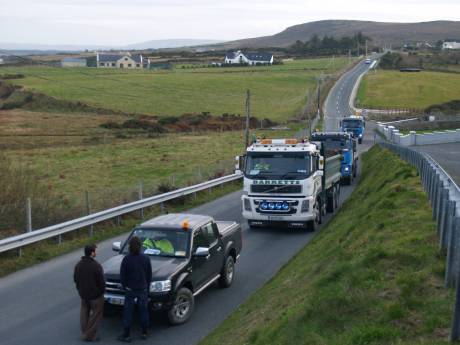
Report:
218,20,460,49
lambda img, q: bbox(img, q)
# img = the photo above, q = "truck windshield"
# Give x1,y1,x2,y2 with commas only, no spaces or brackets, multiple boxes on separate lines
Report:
312,137,347,152
342,119,363,128
122,228,190,258
244,152,311,180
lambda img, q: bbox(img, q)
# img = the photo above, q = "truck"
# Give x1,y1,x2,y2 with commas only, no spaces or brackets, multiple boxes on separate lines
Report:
237,138,342,231
340,115,365,144
310,132,358,185
102,213,242,325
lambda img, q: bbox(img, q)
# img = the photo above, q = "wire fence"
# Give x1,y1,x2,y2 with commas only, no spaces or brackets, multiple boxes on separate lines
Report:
379,142,460,342
0,159,235,239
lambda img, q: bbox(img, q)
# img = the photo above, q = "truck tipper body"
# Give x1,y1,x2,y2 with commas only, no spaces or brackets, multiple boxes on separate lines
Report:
103,213,242,325
340,115,365,144
310,132,358,185
238,138,342,231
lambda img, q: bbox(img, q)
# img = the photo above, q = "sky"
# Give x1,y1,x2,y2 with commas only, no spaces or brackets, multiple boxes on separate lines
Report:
0,0,459,46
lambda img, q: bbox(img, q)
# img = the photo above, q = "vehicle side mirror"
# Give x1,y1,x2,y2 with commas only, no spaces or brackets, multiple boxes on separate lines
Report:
319,156,324,170
194,247,210,257
235,155,245,175
315,170,324,177
112,241,121,252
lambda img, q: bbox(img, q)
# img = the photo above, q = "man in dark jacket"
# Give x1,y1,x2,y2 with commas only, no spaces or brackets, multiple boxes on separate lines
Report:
74,244,105,342
118,236,152,342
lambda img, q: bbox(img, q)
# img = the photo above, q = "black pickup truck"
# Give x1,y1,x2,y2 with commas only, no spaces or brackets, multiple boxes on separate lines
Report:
102,213,242,325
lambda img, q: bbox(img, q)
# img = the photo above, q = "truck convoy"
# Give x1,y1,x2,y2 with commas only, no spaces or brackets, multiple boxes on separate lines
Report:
103,213,242,325
310,132,358,185
340,115,365,144
238,138,342,231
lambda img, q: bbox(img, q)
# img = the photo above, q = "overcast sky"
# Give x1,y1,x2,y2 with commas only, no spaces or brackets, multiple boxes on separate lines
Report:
1,0,459,45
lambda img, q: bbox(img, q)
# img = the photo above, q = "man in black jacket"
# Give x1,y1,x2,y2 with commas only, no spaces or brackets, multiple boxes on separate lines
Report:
118,236,152,342
74,244,105,342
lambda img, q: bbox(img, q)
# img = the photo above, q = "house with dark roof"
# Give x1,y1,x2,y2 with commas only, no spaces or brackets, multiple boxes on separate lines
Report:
224,50,273,65
96,53,149,69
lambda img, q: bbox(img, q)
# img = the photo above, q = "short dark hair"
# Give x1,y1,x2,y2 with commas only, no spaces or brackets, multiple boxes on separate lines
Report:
129,236,142,255
84,244,97,256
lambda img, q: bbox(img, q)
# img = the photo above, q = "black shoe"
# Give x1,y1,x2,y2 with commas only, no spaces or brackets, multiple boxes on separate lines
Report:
117,334,132,343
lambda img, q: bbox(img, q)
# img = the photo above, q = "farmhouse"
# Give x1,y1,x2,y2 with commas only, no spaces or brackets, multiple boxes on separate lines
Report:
61,57,87,67
224,50,273,65
442,41,460,50
96,53,149,69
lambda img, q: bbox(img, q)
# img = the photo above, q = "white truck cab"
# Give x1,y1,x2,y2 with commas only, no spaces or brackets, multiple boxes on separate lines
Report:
238,138,341,231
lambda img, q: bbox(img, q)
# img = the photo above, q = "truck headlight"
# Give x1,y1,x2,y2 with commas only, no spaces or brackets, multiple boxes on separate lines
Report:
243,198,252,211
344,166,350,171
149,280,171,293
359,134,363,137
301,200,309,212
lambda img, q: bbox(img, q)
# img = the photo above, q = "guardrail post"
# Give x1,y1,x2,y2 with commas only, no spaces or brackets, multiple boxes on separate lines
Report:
138,182,144,219
160,202,165,214
439,189,451,250
85,191,94,237
450,217,460,342
26,197,32,233
445,203,457,288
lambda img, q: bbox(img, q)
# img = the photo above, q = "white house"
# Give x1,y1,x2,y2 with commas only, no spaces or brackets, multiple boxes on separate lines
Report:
442,41,460,50
96,53,149,69
225,51,274,65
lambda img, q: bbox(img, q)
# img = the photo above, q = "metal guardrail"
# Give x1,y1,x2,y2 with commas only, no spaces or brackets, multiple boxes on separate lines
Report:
380,142,460,341
0,173,242,254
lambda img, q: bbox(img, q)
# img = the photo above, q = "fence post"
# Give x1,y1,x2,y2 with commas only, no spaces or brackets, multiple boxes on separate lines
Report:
26,197,32,233
86,191,93,237
139,182,144,219
450,217,460,342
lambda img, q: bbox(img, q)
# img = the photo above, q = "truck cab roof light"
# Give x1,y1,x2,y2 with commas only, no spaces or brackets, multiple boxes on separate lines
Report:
182,220,190,230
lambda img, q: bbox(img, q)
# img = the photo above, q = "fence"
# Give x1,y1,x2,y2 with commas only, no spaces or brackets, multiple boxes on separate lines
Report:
0,159,235,238
379,142,460,341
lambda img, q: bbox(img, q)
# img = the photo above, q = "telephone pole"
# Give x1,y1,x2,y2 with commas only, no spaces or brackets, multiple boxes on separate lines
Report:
244,89,251,148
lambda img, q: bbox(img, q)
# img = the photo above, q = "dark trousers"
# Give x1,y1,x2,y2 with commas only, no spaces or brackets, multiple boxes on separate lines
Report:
80,296,104,341
122,289,149,335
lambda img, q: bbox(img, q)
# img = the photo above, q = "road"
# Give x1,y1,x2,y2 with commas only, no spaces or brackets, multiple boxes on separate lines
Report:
0,60,374,345
413,143,460,187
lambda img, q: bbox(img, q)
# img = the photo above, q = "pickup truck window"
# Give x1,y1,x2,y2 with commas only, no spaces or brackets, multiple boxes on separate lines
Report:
193,229,208,251
122,228,190,258
202,222,218,246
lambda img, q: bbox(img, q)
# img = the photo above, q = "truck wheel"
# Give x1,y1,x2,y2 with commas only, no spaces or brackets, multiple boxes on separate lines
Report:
353,162,358,178
167,287,194,325
345,176,352,186
326,190,334,213
334,184,340,209
219,256,235,288
358,138,363,144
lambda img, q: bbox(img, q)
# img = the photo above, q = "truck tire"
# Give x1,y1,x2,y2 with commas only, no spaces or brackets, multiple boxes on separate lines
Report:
167,287,195,325
344,176,352,186
353,162,358,178
326,189,335,213
308,199,322,231
358,138,362,144
334,184,340,209
219,256,235,288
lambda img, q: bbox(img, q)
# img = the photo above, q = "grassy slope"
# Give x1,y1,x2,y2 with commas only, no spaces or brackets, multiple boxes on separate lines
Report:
357,70,460,109
1,57,352,122
200,146,452,345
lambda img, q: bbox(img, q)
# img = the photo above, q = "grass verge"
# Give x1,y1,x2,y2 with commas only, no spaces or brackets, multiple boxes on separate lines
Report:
0,180,241,278
200,146,452,345
357,70,460,109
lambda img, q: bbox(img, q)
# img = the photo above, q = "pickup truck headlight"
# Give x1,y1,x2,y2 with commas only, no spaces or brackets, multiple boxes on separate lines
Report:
149,280,171,293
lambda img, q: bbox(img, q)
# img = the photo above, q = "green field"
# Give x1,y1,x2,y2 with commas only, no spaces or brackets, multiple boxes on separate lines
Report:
200,146,452,345
357,70,460,109
1,57,353,122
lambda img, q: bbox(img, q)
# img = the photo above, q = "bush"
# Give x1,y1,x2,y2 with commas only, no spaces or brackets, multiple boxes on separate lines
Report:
99,121,122,129
158,116,179,125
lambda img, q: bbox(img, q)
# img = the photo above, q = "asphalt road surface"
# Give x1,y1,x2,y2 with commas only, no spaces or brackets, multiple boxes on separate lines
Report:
413,143,460,187
0,60,374,345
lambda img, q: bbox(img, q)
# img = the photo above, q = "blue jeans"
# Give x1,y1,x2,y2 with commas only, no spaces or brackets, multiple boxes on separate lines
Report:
123,289,149,333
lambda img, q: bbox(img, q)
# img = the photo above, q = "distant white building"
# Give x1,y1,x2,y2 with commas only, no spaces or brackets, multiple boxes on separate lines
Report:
61,57,87,67
0,57,4,65
224,51,274,65
96,53,149,69
442,41,460,50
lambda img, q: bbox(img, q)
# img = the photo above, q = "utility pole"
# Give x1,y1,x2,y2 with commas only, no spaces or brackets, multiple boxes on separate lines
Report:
244,89,250,148
357,42,360,56
365,40,368,57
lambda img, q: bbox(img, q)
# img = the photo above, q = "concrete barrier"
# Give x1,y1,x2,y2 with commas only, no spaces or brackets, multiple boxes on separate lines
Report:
377,122,460,146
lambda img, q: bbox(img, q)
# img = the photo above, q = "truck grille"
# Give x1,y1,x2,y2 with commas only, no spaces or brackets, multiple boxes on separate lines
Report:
251,185,302,194
105,279,125,295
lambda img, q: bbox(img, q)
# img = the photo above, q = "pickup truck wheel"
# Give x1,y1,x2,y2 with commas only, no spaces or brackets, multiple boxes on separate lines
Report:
219,256,235,288
167,288,194,325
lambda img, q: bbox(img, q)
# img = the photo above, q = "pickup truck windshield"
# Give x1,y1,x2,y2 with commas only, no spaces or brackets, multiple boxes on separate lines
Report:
122,228,190,258
245,152,311,180
342,119,363,128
